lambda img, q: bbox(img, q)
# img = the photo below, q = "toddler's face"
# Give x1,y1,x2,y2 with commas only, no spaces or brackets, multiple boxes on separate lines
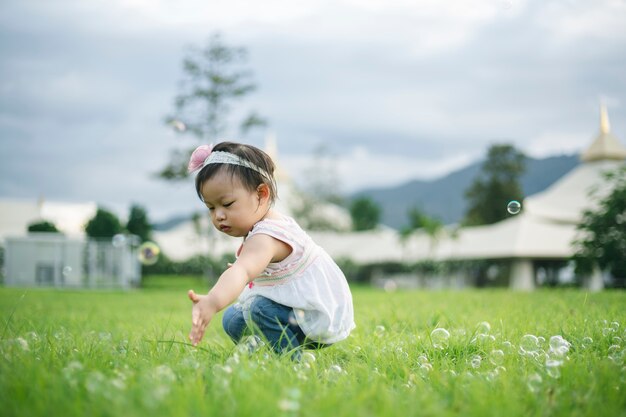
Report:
200,170,265,237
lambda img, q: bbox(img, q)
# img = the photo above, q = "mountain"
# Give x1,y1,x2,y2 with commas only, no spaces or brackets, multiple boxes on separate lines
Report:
351,154,580,229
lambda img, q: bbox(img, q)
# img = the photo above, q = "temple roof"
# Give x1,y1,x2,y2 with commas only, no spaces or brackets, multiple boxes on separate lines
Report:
580,103,626,162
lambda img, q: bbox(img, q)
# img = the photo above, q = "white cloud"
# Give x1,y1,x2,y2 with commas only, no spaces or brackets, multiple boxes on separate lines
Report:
536,0,626,42
281,146,479,193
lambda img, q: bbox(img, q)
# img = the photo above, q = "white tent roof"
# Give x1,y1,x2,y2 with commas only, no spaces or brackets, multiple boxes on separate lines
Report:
431,104,625,261
433,214,578,260
523,160,622,224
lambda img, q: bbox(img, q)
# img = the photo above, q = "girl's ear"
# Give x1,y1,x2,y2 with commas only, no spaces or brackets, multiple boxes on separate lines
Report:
257,183,270,203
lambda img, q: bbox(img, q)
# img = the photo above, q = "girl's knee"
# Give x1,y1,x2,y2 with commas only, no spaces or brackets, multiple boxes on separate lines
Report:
222,305,246,341
248,297,273,321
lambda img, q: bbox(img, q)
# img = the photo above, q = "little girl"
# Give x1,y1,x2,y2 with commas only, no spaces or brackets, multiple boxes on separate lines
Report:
186,141,355,358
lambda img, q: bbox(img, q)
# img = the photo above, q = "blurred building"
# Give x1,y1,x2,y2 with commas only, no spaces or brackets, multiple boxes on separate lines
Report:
422,103,626,290
0,199,140,288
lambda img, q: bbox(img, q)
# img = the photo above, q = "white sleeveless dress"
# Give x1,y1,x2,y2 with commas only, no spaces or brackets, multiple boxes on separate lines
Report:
234,215,355,344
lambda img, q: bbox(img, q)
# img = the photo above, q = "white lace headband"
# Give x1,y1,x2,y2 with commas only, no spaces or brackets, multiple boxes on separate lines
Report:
187,145,272,179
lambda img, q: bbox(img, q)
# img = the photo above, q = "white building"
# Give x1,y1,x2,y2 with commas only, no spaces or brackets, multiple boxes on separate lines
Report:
427,104,626,290
0,199,141,288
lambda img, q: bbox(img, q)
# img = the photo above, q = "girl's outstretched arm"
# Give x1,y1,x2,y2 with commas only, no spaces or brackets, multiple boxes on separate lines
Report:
187,234,290,345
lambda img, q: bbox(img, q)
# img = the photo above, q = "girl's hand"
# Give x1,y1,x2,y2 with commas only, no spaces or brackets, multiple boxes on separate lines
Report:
187,289,215,346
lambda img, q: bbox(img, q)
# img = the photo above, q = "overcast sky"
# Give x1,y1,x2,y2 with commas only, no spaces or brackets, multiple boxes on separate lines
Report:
1,0,625,222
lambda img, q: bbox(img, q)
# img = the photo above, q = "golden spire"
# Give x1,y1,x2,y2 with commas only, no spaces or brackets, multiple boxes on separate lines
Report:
580,102,626,162
599,101,610,135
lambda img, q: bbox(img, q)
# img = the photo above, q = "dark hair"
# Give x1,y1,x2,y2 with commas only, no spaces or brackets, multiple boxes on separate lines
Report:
194,141,278,203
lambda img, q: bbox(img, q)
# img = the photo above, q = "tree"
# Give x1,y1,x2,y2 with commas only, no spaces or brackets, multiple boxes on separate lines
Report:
463,143,526,226
350,197,381,231
125,204,152,243
85,207,123,239
401,206,442,238
159,32,266,180
291,144,347,231
27,220,59,233
572,166,626,285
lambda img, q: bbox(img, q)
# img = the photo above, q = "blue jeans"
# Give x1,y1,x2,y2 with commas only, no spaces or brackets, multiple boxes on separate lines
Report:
222,296,327,357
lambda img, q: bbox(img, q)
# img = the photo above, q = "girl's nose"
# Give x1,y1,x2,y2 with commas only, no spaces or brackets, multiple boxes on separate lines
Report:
215,209,226,221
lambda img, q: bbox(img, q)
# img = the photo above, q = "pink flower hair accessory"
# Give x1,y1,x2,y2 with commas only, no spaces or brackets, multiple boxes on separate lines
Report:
187,144,213,173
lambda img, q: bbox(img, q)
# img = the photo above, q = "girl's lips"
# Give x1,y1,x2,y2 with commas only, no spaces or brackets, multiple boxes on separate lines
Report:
219,225,231,232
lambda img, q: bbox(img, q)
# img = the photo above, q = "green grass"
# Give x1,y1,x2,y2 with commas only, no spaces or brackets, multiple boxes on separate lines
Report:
1,277,625,417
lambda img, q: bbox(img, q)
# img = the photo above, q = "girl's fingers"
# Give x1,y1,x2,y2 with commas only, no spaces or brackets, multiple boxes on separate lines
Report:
188,289,200,303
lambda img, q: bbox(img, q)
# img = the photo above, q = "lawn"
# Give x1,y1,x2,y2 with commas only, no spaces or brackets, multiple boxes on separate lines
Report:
1,276,625,417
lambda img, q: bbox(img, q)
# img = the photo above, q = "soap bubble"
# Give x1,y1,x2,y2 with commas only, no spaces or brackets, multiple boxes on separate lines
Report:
62,266,73,277
138,242,160,265
374,325,386,337
470,354,482,369
430,328,450,349
546,364,561,379
489,349,505,366
527,373,542,393
608,345,624,364
548,335,570,356
278,388,302,413
507,200,522,215
301,352,316,366
418,363,433,376
169,119,187,132
112,234,127,248
519,334,540,354
581,336,593,349
476,321,491,335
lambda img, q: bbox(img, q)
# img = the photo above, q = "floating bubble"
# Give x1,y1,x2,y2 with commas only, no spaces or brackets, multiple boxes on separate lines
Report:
546,364,561,379
301,352,316,366
476,321,491,335
581,336,593,349
507,200,522,215
489,349,505,366
112,234,127,248
602,327,616,337
417,354,429,365
545,357,563,368
225,354,240,368
278,398,300,412
608,345,624,364
418,363,433,376
62,266,73,277
212,364,233,379
328,364,343,374
383,279,398,292
470,354,482,369
549,335,570,357
85,371,106,394
430,328,450,349
14,337,29,351
138,241,160,266
519,334,540,354
374,325,386,337
152,365,176,383
527,373,542,393
170,119,187,132
502,341,514,353
235,335,264,355
62,361,84,388
326,364,346,380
